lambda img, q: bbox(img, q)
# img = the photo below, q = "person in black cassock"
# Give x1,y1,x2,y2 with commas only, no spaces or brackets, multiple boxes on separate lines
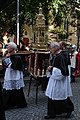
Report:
2,42,27,110
59,41,71,82
0,82,6,120
45,42,74,119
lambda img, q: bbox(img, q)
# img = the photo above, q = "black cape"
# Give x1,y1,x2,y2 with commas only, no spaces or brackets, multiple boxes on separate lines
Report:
10,54,23,71
53,52,69,76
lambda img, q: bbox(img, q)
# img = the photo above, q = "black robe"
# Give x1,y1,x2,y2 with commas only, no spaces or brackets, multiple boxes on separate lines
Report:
0,82,6,120
10,54,23,71
53,52,69,76
46,51,74,117
3,54,27,110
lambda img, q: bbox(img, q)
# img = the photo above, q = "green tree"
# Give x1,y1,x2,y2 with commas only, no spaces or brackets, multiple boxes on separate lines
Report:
0,0,79,39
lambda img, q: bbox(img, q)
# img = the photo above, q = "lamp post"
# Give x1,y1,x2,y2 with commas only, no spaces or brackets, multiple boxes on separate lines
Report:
17,0,19,46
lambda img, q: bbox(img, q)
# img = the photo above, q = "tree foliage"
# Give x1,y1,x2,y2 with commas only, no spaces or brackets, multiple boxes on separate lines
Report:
0,0,80,38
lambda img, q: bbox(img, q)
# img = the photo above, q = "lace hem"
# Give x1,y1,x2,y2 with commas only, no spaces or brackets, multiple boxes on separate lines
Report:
3,79,25,90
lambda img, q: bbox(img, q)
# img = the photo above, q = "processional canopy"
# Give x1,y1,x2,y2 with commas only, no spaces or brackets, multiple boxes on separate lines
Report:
29,4,49,77
33,4,48,51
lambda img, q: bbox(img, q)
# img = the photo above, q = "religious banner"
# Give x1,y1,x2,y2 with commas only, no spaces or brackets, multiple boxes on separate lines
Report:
29,51,50,76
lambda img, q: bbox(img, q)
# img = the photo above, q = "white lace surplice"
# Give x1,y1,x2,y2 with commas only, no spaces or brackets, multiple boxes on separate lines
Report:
3,67,24,90
45,67,72,100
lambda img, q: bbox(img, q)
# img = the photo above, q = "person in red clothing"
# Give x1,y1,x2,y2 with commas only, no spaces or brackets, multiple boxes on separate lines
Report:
74,49,80,77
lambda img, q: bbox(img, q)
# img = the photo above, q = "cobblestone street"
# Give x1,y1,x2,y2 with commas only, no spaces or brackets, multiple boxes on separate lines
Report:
3,76,80,120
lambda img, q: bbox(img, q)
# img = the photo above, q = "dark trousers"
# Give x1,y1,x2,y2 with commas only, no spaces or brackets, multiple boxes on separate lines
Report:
71,67,75,82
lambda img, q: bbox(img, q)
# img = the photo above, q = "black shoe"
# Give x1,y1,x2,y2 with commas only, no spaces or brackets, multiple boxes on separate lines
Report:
17,104,27,108
65,112,72,118
44,115,56,119
71,80,75,83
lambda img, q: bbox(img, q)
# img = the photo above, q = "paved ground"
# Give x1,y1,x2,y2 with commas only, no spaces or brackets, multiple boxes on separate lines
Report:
1,76,80,120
